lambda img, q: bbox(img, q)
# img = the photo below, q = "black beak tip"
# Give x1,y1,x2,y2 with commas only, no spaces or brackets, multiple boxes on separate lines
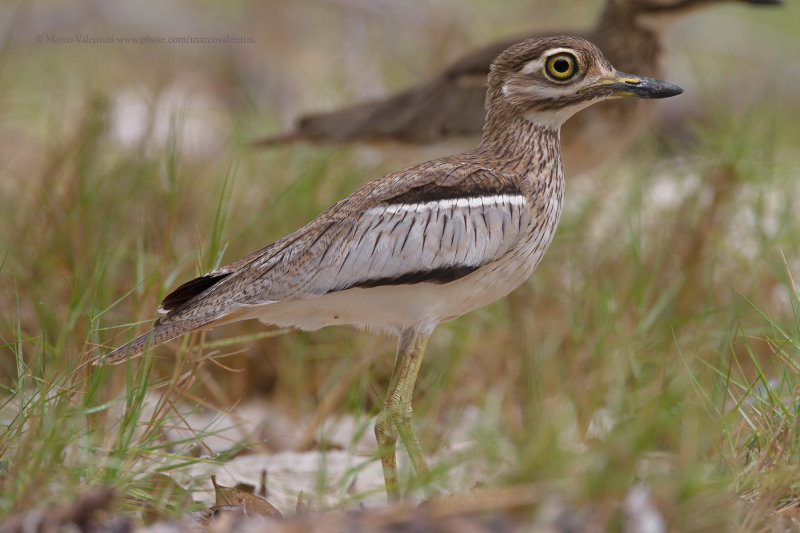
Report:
654,83,684,99
634,79,684,99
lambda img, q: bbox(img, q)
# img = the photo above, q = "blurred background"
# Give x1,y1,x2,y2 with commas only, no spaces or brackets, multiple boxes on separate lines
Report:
2,0,800,529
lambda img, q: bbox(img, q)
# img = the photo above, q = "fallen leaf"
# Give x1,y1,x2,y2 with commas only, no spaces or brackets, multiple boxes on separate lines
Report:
211,475,282,519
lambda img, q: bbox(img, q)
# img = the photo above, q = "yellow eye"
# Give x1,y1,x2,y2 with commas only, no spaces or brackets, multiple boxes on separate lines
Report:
544,53,578,82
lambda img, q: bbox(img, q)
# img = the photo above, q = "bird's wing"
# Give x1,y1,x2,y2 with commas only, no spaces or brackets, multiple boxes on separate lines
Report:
298,173,528,296
283,73,487,143
161,159,527,318
97,159,530,364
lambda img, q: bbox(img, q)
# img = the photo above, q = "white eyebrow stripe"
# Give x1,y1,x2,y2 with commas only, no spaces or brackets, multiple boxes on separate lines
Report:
370,194,526,216
541,47,577,57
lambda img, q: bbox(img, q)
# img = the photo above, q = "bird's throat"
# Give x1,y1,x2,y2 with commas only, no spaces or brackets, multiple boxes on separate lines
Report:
478,113,562,173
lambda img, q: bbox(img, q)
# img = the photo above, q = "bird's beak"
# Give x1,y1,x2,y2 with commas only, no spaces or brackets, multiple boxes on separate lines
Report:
581,72,684,99
742,0,782,5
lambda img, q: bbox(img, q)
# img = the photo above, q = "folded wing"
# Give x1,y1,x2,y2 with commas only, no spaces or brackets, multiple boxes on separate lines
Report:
99,165,528,364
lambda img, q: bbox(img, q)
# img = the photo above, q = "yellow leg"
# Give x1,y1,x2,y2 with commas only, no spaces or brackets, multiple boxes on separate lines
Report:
374,328,431,501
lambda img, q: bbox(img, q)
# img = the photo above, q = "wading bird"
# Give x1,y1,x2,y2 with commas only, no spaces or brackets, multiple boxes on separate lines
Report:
98,36,682,500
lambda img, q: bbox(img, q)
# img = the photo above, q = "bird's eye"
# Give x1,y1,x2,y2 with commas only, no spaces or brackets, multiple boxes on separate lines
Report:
544,53,578,82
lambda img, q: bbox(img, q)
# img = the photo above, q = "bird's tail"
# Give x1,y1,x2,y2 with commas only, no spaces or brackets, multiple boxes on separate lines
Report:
93,317,212,366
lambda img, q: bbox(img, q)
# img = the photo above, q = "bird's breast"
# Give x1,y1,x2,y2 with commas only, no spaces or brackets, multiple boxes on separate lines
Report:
489,167,565,287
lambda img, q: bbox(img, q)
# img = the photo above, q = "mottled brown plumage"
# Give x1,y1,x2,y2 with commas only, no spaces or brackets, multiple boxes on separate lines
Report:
98,36,682,500
254,0,779,174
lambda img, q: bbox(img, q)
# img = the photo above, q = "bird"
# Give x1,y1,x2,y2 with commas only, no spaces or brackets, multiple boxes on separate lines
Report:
253,0,779,175
96,36,683,500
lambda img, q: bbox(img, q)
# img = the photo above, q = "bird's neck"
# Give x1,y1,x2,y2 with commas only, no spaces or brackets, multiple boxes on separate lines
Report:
477,113,562,174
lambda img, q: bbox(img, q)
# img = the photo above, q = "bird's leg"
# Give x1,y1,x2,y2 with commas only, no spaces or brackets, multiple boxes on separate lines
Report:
374,327,431,501
391,333,431,481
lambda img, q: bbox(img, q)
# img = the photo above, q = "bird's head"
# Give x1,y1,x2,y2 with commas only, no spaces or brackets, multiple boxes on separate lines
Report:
485,36,683,130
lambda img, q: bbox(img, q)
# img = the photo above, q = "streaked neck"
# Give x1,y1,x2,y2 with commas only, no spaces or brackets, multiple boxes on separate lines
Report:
478,113,560,158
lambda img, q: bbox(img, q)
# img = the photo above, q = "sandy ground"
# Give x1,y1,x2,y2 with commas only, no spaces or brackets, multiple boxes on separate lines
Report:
165,399,498,513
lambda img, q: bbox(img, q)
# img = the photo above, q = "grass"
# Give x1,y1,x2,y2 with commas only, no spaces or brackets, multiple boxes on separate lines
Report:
1,0,800,529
